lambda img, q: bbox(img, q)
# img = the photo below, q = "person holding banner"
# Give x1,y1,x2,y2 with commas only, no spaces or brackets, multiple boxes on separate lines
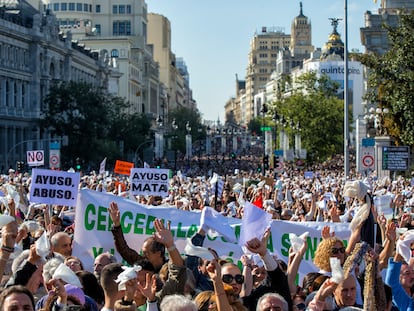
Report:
108,202,170,272
108,202,187,303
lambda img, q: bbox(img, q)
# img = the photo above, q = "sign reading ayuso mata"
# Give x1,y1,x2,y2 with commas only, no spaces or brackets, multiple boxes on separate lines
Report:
129,168,169,197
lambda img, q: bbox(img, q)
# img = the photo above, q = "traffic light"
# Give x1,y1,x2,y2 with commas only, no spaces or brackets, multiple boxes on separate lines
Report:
75,158,81,171
16,161,24,172
231,152,236,160
263,155,269,171
257,165,262,173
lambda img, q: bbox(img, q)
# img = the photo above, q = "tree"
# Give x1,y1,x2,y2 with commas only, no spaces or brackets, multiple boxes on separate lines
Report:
168,107,205,154
271,71,344,161
41,81,150,169
247,118,262,137
357,12,414,145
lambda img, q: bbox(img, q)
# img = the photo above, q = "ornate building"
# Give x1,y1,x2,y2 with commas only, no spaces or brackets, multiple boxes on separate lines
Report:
231,2,313,126
0,0,112,172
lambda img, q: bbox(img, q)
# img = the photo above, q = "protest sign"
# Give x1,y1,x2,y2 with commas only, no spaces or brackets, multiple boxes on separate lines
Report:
73,189,351,282
114,160,134,175
129,168,169,197
29,169,80,206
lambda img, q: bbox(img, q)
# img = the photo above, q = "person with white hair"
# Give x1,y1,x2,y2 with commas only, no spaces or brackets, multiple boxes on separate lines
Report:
160,294,197,311
256,293,288,311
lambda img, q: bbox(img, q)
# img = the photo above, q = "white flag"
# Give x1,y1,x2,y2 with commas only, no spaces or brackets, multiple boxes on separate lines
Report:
99,158,106,175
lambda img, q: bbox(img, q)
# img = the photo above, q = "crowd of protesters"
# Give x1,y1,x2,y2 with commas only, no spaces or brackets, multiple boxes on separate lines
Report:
0,153,414,311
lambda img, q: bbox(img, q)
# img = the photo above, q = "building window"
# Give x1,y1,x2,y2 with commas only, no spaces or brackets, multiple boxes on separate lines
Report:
53,3,59,11
95,24,101,34
76,3,82,11
111,49,119,58
13,82,17,107
126,5,131,14
112,5,118,14
119,5,125,14
95,4,100,12
69,3,75,11
113,21,131,35
5,81,9,106
21,84,25,108
61,3,67,11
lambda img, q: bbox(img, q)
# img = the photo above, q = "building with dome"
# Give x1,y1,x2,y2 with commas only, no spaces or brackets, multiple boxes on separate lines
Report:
227,2,313,126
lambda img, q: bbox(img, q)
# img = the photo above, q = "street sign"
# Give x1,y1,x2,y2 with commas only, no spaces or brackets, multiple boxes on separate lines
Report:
27,150,44,167
362,137,375,147
361,146,375,170
49,149,61,169
382,146,409,171
260,126,272,131
362,154,374,168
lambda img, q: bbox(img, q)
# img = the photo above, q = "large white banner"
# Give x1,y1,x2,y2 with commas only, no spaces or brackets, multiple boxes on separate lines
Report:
29,169,80,206
73,189,351,282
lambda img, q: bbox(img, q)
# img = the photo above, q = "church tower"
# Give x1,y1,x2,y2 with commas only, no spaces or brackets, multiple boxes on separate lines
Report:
290,2,314,57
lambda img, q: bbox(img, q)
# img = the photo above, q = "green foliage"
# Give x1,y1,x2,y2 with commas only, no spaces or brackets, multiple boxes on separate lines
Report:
41,81,150,169
247,118,262,136
357,12,414,145
168,107,204,153
271,71,344,161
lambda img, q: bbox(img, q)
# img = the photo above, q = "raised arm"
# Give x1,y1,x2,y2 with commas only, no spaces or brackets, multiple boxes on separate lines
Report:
287,238,307,297
378,221,396,270
153,218,183,266
109,201,143,265
206,257,233,311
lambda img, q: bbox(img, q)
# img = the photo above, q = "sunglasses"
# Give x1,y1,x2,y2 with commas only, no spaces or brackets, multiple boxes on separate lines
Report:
222,274,244,284
331,247,346,255
295,303,306,310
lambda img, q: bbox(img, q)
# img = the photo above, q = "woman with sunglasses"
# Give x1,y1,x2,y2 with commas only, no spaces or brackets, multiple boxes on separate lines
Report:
206,255,246,311
241,230,293,311
313,223,365,307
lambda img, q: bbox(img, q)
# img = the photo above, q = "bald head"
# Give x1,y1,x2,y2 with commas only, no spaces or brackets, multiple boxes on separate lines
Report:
50,232,72,257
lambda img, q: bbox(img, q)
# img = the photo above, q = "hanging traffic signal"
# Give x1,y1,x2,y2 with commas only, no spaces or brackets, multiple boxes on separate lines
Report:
263,155,269,171
75,158,81,170
16,161,24,172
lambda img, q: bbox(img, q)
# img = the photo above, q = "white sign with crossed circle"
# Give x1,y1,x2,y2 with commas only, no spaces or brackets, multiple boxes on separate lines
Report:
361,147,375,170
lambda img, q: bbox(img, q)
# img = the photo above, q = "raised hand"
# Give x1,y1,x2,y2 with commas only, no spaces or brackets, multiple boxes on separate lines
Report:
321,225,335,239
385,221,397,242
137,272,157,302
153,219,174,248
48,278,67,304
108,201,121,227
245,228,270,257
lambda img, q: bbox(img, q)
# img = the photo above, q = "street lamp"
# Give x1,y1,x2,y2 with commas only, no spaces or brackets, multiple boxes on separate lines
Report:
294,121,301,158
155,115,164,161
206,126,212,155
260,102,268,173
171,118,178,172
279,115,287,155
185,121,192,163
364,107,390,137
272,111,279,151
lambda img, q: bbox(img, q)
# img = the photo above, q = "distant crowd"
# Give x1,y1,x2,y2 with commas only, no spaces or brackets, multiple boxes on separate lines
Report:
0,155,414,311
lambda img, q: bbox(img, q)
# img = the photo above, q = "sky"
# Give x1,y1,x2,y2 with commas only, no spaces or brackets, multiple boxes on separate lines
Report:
146,0,380,122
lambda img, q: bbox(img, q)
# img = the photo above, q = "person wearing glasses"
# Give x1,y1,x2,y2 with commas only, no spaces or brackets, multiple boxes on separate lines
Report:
242,230,292,311
313,224,365,307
